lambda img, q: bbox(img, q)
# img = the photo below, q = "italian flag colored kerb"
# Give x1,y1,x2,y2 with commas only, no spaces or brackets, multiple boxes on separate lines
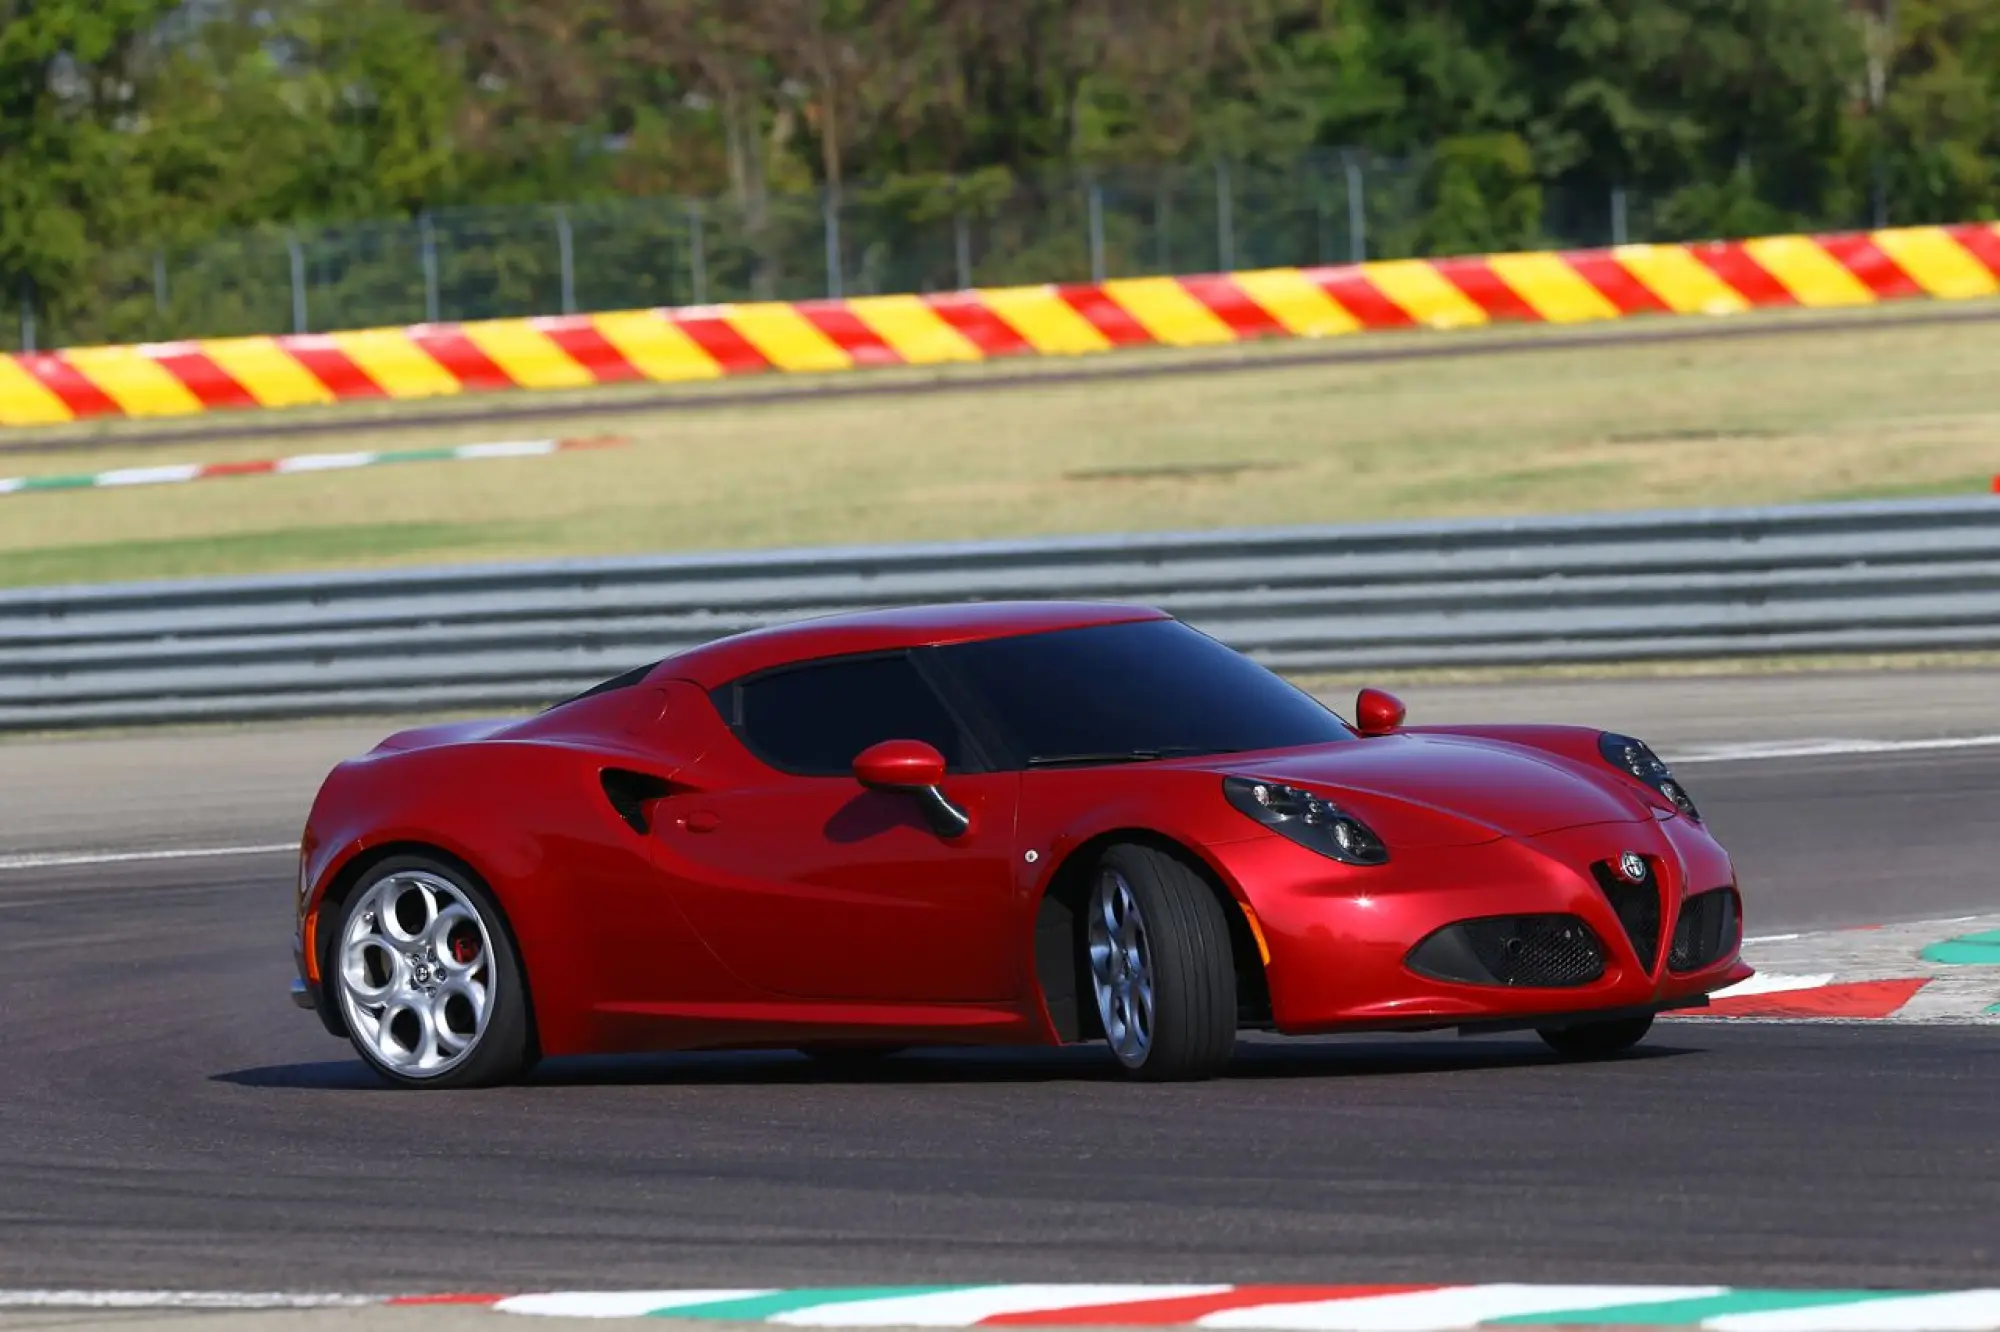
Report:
0,436,625,498
437,1283,2000,1328
10,1285,2000,1327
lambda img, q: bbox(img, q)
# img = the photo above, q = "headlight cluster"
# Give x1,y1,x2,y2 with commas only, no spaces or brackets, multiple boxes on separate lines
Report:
1224,776,1389,865
1598,732,1699,820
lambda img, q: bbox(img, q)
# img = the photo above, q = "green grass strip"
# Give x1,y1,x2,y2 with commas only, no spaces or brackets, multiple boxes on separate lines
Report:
1489,1289,1920,1324
648,1287,971,1320
1919,930,2000,965
16,473,99,491
376,447,460,465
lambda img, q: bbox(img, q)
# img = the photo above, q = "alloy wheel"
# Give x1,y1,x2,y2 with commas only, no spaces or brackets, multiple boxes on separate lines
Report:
1088,866,1157,1067
336,870,496,1078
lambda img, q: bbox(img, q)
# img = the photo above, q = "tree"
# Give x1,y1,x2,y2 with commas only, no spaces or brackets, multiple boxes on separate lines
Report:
15,0,2000,345
0,0,177,333
1872,0,2000,223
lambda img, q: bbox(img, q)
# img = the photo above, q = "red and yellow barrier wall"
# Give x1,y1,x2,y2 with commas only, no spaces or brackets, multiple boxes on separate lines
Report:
5,223,1998,427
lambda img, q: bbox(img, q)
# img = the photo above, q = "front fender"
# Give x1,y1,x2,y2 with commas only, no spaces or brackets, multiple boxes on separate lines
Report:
1018,768,1260,904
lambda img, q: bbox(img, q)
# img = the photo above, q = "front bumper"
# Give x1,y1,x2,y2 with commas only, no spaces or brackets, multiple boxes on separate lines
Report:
1210,815,1750,1034
291,971,346,1038
292,921,346,1037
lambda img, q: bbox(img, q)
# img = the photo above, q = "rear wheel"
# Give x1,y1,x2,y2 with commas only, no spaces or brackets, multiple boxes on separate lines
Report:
331,856,532,1089
1087,844,1237,1081
1537,1015,1654,1059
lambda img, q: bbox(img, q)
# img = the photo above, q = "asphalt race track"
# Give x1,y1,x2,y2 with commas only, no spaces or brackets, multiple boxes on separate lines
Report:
1,673,1997,1293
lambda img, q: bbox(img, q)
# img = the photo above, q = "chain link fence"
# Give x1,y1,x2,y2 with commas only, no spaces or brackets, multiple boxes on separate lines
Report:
8,151,1796,353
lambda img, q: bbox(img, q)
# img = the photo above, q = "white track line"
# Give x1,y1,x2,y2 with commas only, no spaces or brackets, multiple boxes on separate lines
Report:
0,843,295,871
1671,734,2000,765
1710,972,1836,999
1199,1285,1723,1329
1712,1289,2000,1331
274,451,376,473
499,1291,773,1320
0,1291,380,1309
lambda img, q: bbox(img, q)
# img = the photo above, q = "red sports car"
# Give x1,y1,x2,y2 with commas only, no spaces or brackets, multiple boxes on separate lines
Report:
291,602,1749,1088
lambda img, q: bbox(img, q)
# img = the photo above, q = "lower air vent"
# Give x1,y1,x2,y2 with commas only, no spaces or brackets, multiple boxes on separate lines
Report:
1407,914,1607,988
1592,859,1663,972
1669,887,1741,973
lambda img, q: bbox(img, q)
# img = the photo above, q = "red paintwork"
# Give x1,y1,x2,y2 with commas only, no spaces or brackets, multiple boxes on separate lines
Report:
294,601,1751,1060
1355,687,1407,736
854,738,948,790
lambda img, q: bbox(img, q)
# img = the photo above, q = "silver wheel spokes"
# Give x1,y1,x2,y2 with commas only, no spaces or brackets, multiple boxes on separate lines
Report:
337,871,494,1078
1088,868,1155,1067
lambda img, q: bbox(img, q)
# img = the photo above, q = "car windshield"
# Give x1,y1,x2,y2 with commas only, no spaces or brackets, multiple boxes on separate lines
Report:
939,618,1353,767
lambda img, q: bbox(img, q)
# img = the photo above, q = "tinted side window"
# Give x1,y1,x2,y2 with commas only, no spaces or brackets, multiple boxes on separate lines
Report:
722,654,972,775
941,618,1352,765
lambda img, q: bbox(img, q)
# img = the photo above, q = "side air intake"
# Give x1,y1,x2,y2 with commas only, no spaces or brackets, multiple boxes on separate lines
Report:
1669,887,1742,973
599,769,676,834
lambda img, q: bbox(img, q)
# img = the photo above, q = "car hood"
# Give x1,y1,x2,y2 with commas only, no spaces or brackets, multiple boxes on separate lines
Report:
1217,734,1655,848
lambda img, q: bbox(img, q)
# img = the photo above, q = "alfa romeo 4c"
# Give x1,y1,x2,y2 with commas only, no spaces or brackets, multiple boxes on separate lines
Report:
291,602,1748,1087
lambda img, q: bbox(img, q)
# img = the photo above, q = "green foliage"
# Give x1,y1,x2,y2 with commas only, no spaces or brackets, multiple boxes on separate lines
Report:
0,0,179,320
1872,0,2000,223
7,0,2000,344
1407,132,1544,254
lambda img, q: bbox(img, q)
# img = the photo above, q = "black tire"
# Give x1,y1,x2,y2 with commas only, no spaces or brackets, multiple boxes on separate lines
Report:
1537,1015,1654,1060
328,855,534,1090
1089,843,1238,1081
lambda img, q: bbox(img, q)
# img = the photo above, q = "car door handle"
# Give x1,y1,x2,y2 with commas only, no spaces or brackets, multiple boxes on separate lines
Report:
683,809,721,834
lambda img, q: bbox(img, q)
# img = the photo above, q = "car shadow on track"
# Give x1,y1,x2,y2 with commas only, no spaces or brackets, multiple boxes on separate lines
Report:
212,1034,1693,1091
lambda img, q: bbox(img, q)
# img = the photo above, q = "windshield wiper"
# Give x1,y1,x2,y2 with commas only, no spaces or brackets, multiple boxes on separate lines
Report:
1025,745,1237,768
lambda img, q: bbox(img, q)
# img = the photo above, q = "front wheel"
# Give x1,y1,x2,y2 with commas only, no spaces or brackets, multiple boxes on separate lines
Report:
331,856,533,1089
1086,844,1238,1081
1537,1015,1654,1060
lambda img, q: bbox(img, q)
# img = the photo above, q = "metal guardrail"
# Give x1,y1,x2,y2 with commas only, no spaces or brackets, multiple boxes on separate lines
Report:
4,496,1998,731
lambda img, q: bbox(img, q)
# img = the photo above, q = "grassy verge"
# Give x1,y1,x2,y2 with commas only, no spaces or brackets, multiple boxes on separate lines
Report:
2,305,1997,587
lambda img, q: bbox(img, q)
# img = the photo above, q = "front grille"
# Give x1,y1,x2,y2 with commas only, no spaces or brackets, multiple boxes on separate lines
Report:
1407,914,1607,988
1592,859,1663,971
1669,887,1741,972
